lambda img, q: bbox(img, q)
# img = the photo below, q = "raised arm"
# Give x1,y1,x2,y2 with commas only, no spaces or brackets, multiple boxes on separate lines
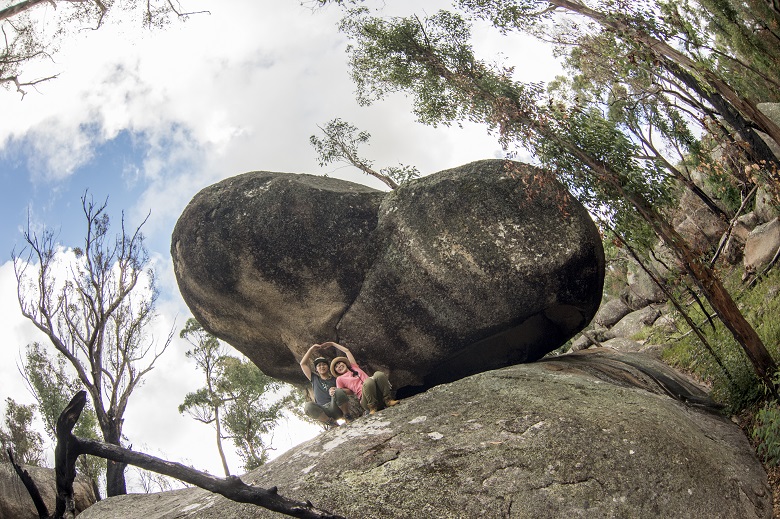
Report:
299,344,321,381
323,341,357,367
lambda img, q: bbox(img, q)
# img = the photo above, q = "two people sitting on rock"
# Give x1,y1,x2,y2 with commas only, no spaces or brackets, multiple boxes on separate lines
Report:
300,341,399,427
300,343,354,428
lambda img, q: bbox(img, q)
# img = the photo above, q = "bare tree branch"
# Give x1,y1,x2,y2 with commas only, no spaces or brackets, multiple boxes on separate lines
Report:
49,391,346,519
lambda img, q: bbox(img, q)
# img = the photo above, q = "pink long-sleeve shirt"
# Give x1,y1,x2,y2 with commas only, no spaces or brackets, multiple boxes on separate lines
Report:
336,364,369,399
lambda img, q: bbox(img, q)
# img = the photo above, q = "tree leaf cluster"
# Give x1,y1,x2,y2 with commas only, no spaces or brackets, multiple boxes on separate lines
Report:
0,397,45,466
310,117,420,189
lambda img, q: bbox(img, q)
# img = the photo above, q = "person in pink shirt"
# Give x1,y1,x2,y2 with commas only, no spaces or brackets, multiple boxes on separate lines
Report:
323,341,399,415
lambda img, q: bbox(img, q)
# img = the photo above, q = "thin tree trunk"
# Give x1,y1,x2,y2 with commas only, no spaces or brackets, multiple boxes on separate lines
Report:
605,221,734,383
557,138,778,389
214,405,231,477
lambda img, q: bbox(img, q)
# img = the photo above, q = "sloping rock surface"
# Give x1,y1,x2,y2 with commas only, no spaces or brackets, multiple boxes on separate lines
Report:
171,160,605,391
79,350,770,519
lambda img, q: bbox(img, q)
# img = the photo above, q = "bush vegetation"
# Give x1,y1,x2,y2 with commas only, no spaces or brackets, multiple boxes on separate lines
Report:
662,267,780,464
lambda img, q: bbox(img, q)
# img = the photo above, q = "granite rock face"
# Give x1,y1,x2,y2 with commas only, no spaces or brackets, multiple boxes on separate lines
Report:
172,160,605,391
78,350,771,519
171,172,384,384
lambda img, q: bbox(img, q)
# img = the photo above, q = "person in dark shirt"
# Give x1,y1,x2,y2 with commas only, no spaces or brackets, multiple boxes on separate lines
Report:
300,343,352,427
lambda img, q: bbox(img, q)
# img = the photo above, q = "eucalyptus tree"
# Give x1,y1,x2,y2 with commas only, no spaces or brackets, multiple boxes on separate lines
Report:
180,319,300,473
0,398,45,466
678,0,780,104
331,7,778,388
310,118,420,189
545,0,780,207
218,356,293,471
179,318,232,476
22,341,105,498
455,0,780,166
12,193,172,496
553,32,734,219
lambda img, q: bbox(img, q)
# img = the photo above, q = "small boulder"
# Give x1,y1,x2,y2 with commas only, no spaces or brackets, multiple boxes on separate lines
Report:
0,463,96,519
744,218,780,273
625,260,666,309
610,306,661,339
594,298,631,328
601,336,644,352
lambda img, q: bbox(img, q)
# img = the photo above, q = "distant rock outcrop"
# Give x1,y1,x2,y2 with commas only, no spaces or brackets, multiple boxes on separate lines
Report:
77,349,770,519
744,218,780,273
172,160,605,391
0,463,96,519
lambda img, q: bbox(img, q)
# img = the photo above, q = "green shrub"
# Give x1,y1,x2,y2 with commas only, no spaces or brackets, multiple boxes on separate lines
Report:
753,401,780,466
661,268,780,414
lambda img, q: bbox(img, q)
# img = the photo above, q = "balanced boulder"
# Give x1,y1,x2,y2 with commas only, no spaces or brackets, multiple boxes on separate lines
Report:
171,160,605,391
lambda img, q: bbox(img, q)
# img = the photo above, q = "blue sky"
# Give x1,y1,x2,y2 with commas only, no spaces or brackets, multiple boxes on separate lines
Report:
0,0,560,486
2,131,150,251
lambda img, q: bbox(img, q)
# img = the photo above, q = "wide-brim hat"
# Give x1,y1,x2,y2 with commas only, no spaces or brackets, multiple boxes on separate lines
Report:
330,356,350,377
313,357,329,368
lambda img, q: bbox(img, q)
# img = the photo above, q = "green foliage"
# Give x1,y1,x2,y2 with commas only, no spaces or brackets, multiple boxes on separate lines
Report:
669,0,780,103
538,106,674,247
23,342,99,441
663,268,780,412
219,356,290,471
340,8,542,133
753,401,780,466
21,341,105,493
180,318,298,472
309,117,419,188
0,398,45,466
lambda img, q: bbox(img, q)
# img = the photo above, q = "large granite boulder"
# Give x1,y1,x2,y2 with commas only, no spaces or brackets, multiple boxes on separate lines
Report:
172,160,605,391
77,349,770,519
0,463,96,519
172,172,384,384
